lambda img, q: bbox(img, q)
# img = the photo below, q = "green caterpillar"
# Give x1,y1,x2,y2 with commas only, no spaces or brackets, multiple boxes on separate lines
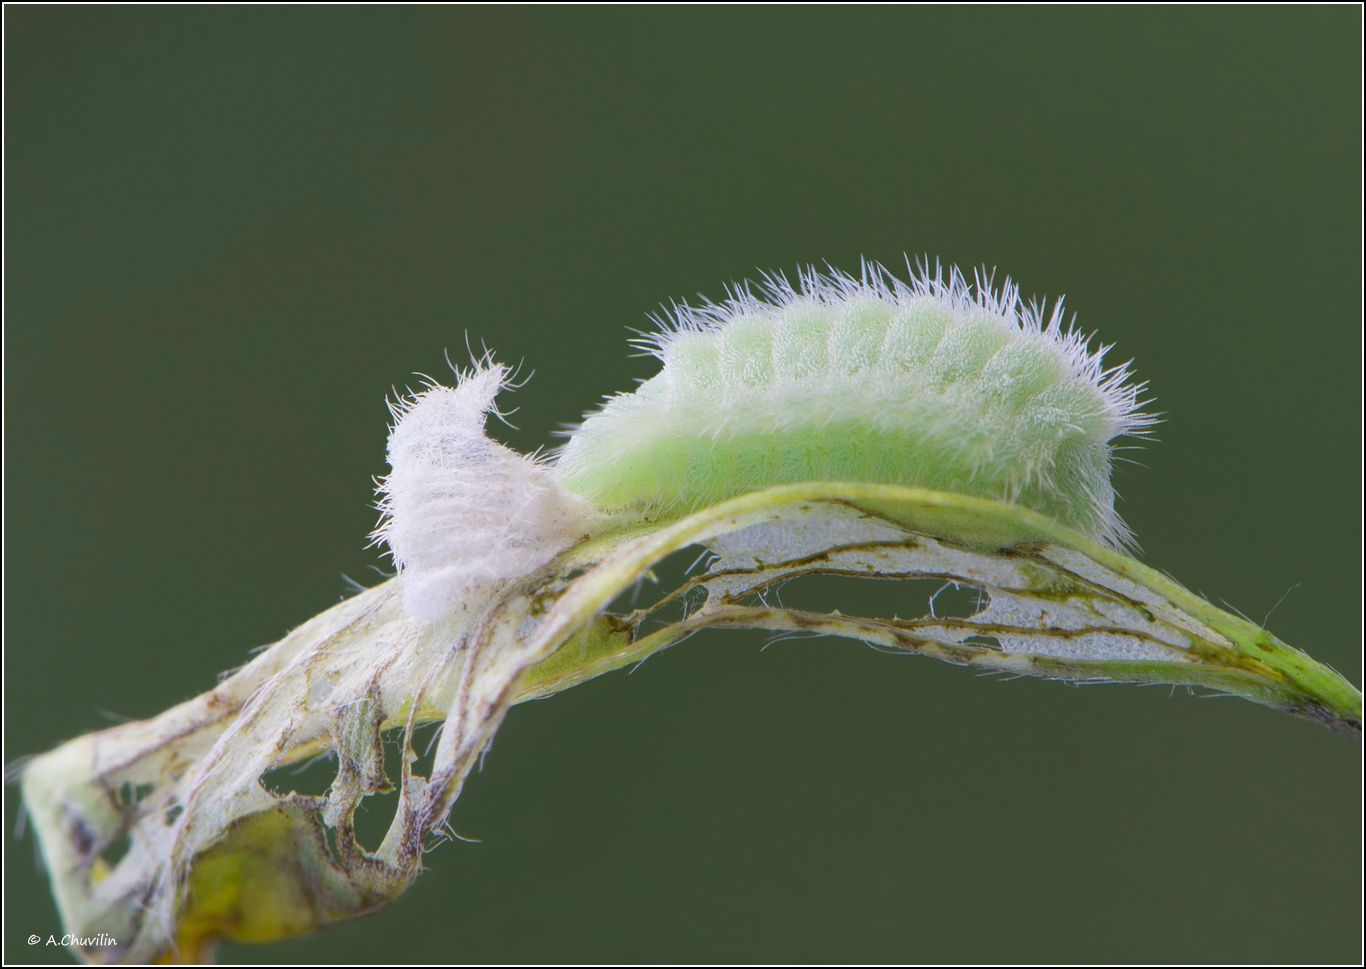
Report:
554,261,1153,547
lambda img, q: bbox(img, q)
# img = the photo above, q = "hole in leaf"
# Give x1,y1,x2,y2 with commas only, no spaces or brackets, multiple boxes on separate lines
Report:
753,574,987,622
97,832,133,870
605,545,713,631
261,750,337,798
961,634,1003,651
118,780,154,807
351,726,426,853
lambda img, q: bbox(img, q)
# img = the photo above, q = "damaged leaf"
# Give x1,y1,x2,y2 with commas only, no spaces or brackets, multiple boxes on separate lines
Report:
22,483,1361,963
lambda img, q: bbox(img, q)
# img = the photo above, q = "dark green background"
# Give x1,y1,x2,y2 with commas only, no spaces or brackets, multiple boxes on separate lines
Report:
5,6,1361,964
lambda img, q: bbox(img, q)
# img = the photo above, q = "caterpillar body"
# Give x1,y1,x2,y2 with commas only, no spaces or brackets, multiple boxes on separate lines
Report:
377,260,1153,621
554,262,1152,548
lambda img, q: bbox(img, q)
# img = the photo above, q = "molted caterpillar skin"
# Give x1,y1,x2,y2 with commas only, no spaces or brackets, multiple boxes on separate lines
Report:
554,262,1153,547
374,363,593,622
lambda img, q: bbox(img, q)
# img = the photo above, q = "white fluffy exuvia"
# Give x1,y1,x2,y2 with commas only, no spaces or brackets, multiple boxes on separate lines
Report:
372,363,592,622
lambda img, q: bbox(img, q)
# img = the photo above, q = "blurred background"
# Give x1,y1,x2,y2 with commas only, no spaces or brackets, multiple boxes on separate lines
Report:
4,6,1361,964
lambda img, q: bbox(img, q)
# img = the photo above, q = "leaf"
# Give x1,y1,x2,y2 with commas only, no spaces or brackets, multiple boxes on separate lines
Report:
21,484,1360,963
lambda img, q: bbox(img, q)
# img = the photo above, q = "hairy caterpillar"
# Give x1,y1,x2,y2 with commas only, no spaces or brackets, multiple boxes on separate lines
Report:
378,260,1153,620
554,261,1153,548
